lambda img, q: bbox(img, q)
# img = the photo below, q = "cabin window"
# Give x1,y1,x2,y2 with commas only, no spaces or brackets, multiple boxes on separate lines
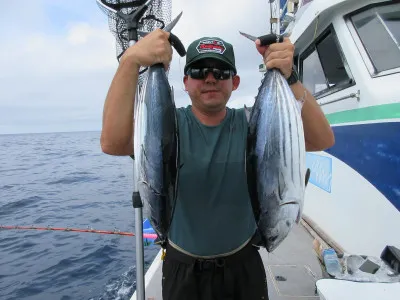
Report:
302,50,327,94
349,3,400,73
299,26,354,98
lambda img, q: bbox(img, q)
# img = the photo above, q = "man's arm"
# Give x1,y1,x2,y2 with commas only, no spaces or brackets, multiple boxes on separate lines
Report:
100,29,172,156
290,81,335,151
100,55,139,156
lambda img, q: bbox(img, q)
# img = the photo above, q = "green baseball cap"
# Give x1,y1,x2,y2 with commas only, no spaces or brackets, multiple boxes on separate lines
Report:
184,37,237,75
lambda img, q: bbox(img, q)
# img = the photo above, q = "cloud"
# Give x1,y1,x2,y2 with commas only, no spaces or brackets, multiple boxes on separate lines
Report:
1,0,273,134
2,23,116,78
0,3,118,134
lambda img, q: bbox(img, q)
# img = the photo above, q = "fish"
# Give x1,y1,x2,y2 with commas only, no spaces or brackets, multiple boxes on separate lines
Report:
133,12,186,247
242,32,306,252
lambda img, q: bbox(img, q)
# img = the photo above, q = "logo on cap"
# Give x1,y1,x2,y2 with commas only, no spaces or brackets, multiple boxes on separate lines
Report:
196,39,226,54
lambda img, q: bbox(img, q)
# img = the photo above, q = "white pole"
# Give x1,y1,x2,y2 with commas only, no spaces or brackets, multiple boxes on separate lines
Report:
129,38,145,300
276,0,281,39
96,1,148,298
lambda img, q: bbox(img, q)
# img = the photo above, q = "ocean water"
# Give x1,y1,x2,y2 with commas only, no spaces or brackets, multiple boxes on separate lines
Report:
0,131,160,300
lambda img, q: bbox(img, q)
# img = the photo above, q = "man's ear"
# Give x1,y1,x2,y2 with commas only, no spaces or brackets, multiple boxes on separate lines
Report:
232,75,240,91
183,75,188,91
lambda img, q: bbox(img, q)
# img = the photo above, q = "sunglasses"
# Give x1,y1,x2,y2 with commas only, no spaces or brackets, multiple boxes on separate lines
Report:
186,67,234,80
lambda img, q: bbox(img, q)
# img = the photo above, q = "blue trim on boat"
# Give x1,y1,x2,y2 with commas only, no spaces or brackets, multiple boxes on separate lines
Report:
325,122,400,211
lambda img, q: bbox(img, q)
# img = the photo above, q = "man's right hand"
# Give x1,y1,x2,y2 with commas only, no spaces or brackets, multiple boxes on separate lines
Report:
121,29,173,71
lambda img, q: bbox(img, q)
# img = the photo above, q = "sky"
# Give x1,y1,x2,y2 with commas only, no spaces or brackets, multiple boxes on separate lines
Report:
0,0,274,135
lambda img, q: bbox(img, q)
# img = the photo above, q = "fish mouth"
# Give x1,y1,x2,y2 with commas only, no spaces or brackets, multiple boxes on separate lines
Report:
266,218,295,252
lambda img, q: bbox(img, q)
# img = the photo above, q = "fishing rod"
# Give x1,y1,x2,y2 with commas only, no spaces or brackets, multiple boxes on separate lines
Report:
0,225,157,239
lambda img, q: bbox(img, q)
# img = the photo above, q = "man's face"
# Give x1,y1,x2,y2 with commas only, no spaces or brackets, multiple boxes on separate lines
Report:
183,59,240,112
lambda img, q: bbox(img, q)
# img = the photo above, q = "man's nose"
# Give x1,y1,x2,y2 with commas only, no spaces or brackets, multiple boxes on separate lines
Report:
204,71,216,83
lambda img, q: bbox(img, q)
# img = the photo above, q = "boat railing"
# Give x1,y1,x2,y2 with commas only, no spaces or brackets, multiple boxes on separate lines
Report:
319,90,360,106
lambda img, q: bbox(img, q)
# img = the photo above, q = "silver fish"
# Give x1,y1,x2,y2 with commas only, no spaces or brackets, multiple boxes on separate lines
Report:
245,67,306,252
133,13,185,246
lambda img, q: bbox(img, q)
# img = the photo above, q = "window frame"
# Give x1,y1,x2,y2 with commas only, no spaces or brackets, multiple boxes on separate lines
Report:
299,24,355,99
345,1,400,77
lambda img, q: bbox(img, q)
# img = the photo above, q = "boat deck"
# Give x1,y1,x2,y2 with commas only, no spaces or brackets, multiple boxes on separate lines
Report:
131,222,325,300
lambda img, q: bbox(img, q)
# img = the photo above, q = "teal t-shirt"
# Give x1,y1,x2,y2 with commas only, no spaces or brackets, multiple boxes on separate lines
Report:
168,105,256,257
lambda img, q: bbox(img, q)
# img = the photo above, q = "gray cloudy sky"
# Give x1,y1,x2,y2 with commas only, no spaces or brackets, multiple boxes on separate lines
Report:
0,0,272,134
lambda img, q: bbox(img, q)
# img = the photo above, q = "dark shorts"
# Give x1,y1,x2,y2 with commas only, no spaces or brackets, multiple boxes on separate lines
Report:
161,241,269,300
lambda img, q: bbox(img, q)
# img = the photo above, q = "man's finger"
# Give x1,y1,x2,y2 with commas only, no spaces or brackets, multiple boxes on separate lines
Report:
268,38,294,50
265,58,289,70
268,42,289,53
265,50,290,62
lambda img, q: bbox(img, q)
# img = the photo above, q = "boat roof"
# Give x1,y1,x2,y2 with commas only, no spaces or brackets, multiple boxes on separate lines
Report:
289,0,392,43
290,0,349,43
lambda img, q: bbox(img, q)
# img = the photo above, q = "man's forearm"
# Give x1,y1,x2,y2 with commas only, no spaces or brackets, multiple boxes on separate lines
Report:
290,81,335,151
101,55,139,155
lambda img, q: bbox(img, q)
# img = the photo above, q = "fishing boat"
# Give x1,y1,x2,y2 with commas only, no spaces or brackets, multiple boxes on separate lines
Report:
131,0,400,299
289,0,400,260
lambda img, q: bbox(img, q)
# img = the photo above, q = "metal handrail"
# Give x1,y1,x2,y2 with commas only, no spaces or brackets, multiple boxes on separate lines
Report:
319,90,360,106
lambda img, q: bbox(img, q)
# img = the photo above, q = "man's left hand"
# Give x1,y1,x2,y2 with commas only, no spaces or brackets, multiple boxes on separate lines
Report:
255,37,295,79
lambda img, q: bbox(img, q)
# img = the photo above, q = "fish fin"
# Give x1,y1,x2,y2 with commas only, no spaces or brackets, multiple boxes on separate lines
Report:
170,85,174,104
164,11,183,32
295,99,304,112
278,169,287,201
294,90,306,113
239,31,283,45
305,168,311,187
239,31,257,41
244,105,252,122
295,207,302,224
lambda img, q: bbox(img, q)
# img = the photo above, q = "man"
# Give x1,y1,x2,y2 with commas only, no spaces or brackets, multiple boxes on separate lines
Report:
101,29,334,300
